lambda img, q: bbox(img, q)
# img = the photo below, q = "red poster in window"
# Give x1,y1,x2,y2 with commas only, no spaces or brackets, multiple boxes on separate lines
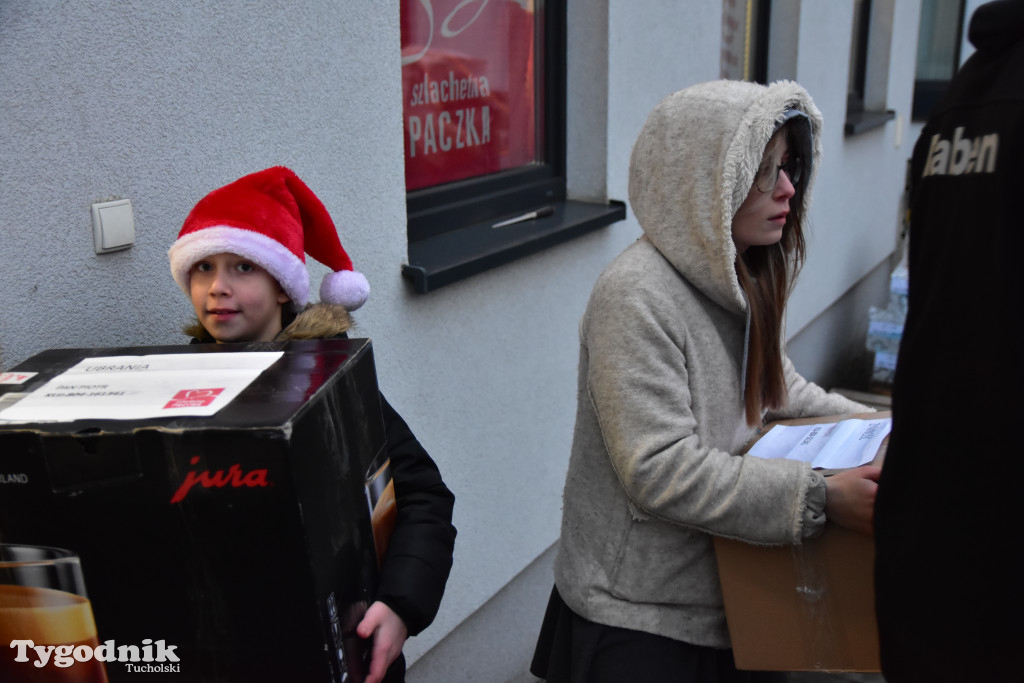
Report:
401,0,539,191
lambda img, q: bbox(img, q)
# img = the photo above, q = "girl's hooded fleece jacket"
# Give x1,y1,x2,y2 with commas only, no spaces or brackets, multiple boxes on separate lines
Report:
553,80,869,649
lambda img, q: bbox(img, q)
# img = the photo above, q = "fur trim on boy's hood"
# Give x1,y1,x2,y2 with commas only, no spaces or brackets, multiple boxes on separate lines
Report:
275,303,353,341
627,80,823,315
184,302,352,343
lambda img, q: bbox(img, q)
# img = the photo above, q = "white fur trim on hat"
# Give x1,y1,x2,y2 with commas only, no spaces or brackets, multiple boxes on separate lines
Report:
320,270,370,310
168,225,311,307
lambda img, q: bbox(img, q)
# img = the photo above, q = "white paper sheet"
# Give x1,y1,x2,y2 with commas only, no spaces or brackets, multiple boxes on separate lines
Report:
0,352,283,423
747,417,891,469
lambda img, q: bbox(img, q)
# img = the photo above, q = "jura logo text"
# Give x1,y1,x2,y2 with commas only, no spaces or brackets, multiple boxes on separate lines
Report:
922,127,998,178
170,456,271,504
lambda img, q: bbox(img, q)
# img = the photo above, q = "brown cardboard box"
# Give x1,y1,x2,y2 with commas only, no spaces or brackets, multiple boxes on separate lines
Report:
714,412,889,672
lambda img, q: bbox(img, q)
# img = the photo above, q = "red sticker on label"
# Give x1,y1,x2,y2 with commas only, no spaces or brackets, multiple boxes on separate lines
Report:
164,388,225,409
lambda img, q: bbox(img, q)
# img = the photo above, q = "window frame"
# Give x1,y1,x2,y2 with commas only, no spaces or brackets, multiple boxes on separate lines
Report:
847,0,871,116
400,0,624,294
844,0,896,136
911,0,966,122
750,0,771,85
720,0,772,84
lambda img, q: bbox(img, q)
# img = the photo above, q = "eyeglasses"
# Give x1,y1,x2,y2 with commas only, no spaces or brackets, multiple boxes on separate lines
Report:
755,155,804,193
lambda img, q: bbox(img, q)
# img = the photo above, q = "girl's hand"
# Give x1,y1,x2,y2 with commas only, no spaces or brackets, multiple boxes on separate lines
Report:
824,465,882,535
356,601,408,683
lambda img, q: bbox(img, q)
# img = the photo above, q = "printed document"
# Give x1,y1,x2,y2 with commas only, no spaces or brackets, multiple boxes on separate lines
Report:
747,417,891,469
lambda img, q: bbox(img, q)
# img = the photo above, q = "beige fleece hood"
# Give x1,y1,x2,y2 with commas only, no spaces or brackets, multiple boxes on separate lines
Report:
628,80,823,315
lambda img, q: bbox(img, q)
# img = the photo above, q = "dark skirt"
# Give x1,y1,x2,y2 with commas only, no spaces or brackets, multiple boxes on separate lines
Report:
530,586,785,683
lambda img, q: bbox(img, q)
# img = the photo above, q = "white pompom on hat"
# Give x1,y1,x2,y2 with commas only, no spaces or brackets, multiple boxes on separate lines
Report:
168,166,369,310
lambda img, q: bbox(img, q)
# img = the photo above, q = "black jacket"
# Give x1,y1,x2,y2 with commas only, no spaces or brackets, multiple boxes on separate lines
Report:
373,392,457,636
874,2,1024,680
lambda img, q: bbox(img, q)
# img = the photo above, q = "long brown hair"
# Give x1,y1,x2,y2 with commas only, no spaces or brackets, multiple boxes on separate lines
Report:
736,123,808,425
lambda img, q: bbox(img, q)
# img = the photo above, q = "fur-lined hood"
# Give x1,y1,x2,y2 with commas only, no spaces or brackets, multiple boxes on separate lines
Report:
275,303,353,341
186,303,353,343
627,80,823,315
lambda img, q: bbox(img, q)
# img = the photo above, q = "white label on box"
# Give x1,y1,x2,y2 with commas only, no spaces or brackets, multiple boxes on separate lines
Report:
0,352,283,423
0,372,36,385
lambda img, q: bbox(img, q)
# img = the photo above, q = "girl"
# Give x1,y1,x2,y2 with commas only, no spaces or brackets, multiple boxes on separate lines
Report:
531,80,879,682
168,166,456,683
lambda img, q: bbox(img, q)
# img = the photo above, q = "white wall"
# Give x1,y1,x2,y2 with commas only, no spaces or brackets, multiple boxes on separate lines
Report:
600,0,919,345
0,0,633,665
606,1,723,201
781,0,919,338
1,0,923,673
0,1,407,368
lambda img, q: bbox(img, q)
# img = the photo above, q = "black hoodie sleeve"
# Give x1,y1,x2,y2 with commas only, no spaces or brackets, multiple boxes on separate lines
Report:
373,393,456,636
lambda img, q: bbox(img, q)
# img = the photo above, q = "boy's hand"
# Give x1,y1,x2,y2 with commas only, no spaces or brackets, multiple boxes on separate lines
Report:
356,600,408,683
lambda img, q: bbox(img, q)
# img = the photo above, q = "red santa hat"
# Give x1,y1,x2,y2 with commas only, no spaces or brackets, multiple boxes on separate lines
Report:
169,166,369,310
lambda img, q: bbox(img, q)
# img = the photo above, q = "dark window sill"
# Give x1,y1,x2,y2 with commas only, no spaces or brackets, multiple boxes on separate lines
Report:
844,108,896,136
402,199,626,294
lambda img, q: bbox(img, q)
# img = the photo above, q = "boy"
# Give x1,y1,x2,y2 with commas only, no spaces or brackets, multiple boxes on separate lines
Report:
168,166,456,683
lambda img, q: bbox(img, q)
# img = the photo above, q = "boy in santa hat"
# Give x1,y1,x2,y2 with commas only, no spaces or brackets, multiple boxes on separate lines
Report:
169,166,456,683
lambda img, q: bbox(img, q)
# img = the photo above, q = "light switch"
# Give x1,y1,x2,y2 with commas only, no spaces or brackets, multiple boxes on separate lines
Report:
92,199,135,254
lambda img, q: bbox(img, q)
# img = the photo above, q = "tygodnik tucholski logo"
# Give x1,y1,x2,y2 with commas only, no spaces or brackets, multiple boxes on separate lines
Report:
9,638,181,673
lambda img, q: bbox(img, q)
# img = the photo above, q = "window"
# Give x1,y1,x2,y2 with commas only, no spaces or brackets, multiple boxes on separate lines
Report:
847,0,871,115
399,0,624,294
721,0,771,83
912,0,966,121
844,0,896,136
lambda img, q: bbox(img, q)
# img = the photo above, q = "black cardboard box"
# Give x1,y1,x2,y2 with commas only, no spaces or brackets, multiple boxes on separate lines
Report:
0,339,389,682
